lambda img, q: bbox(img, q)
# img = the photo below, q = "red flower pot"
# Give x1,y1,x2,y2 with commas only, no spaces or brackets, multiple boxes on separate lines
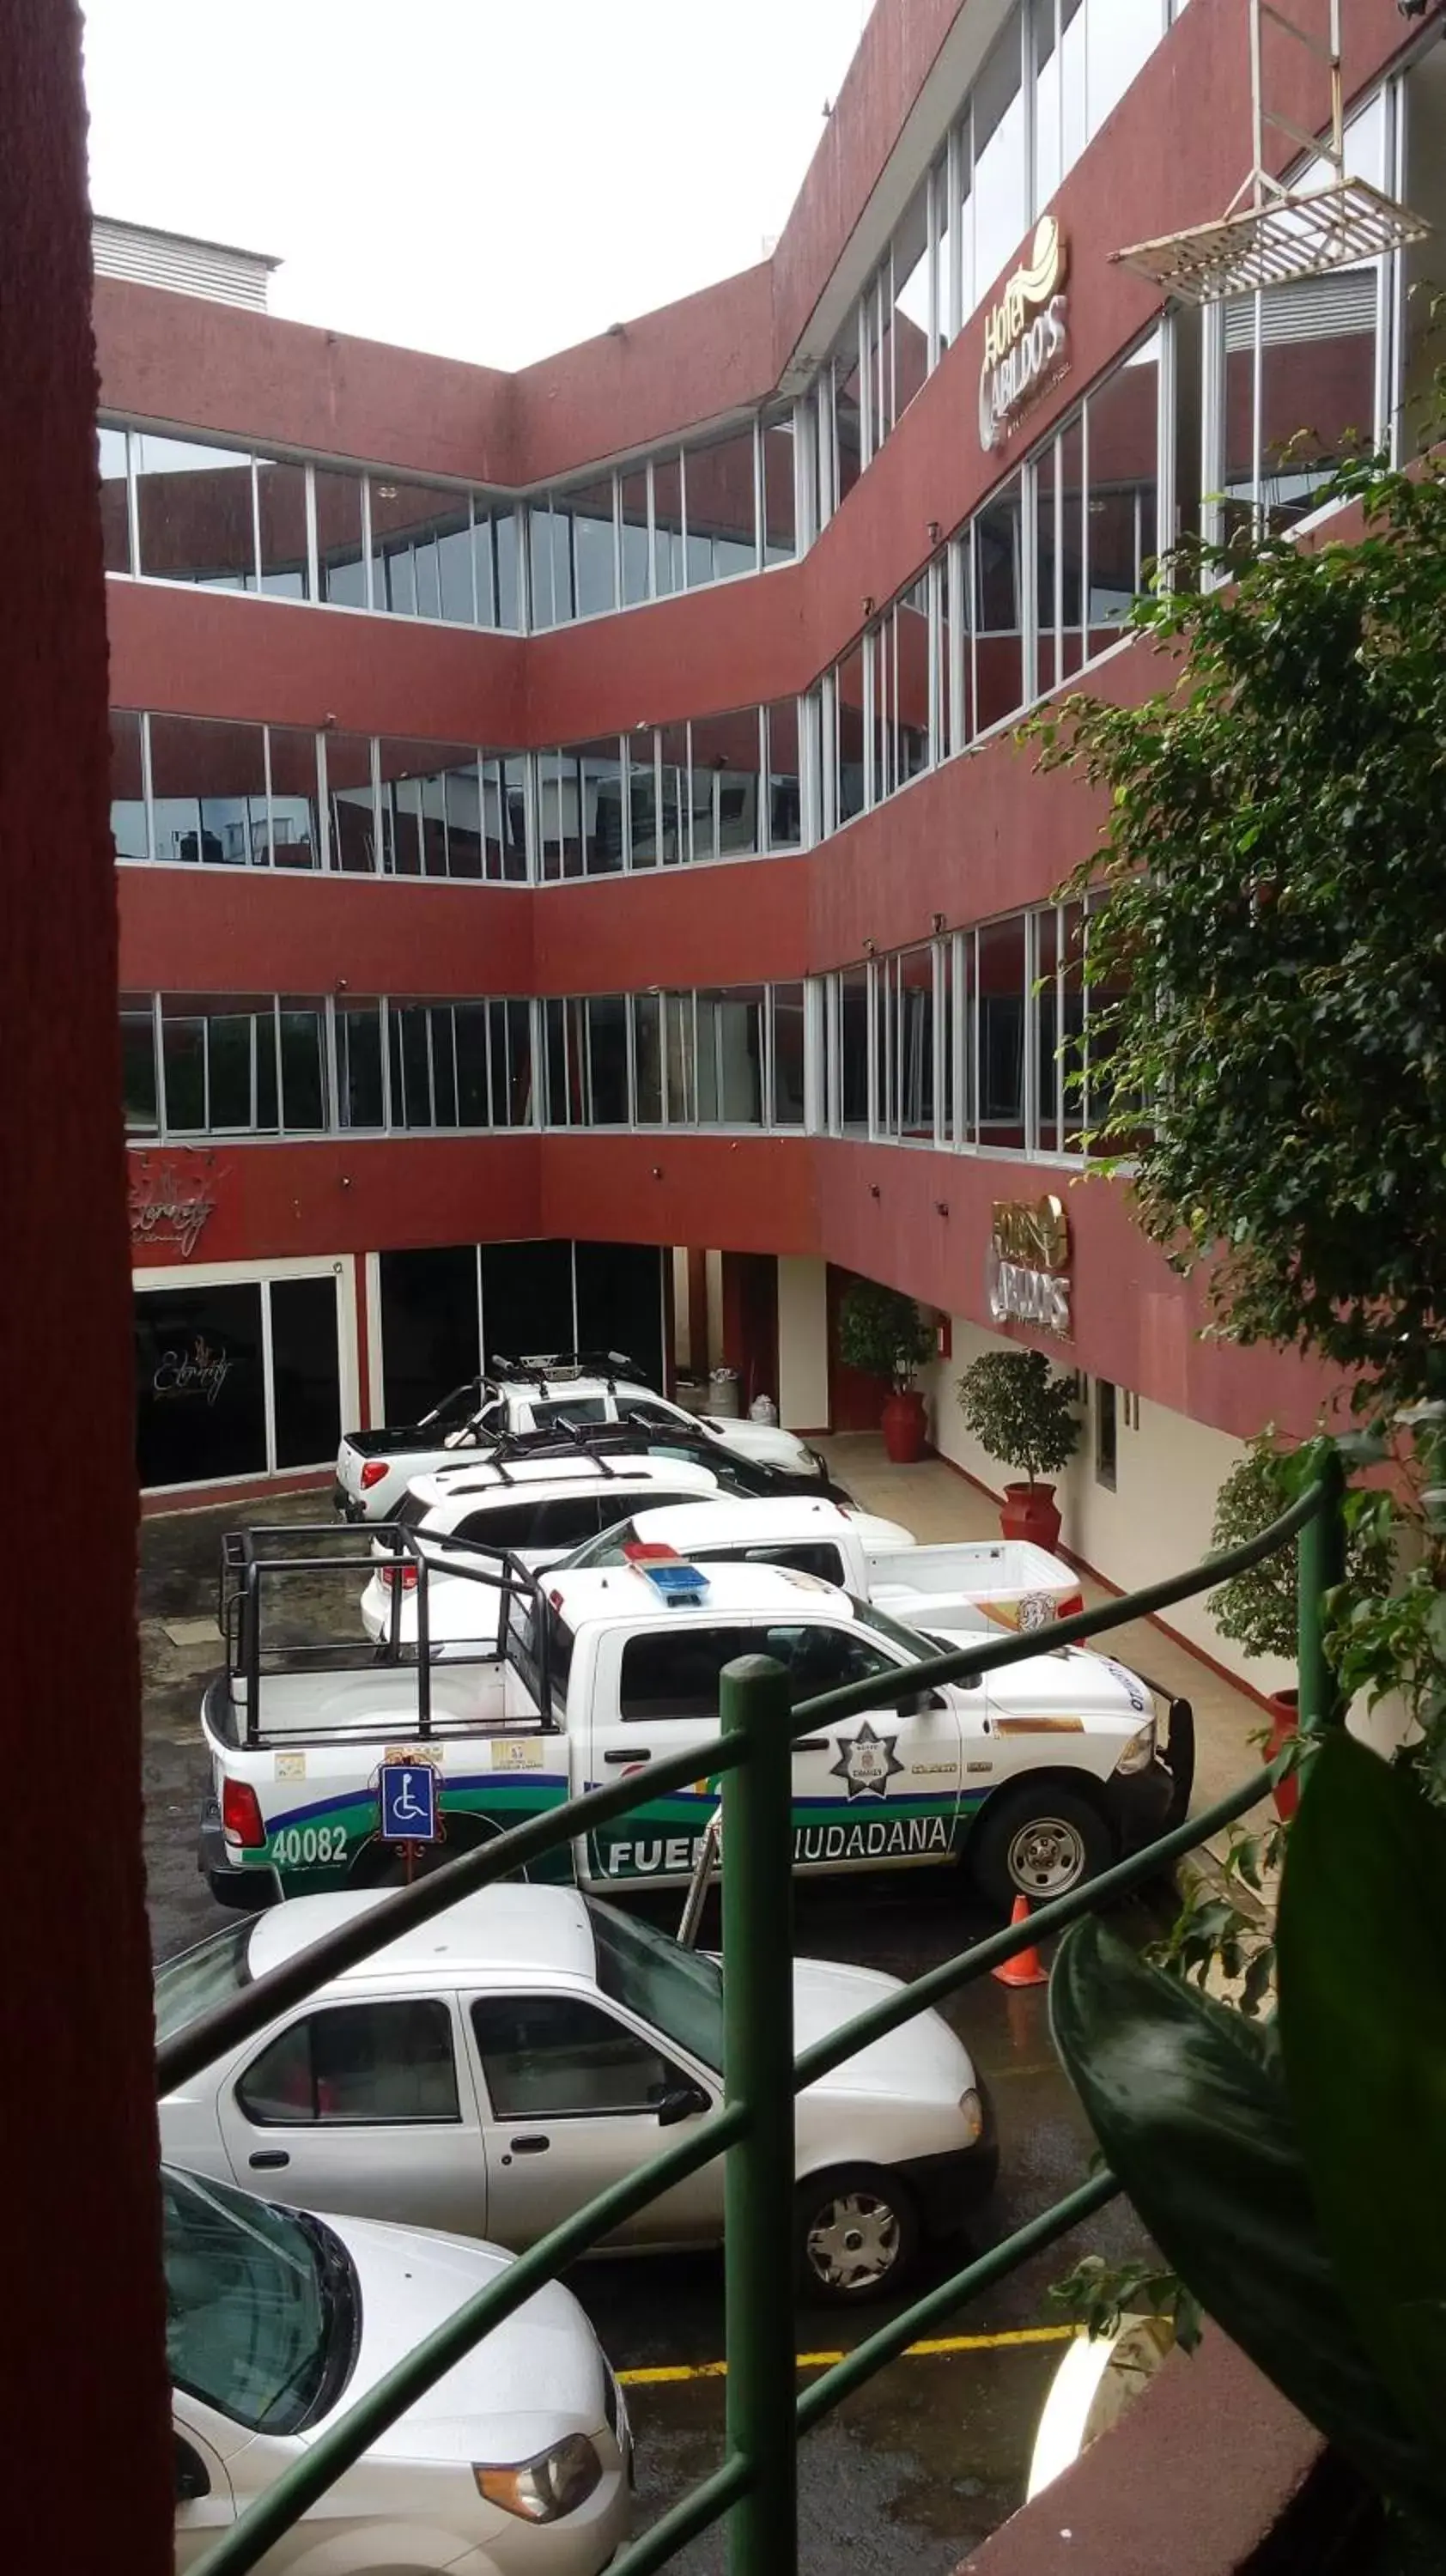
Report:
999,1482,1063,1552
1266,1687,1300,1824
880,1388,927,1463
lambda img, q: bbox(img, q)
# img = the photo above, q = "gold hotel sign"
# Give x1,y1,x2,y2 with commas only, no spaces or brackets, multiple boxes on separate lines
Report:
979,216,1070,453
987,1194,1072,1338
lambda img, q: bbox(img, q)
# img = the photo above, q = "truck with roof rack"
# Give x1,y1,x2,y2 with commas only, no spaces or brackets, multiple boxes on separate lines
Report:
333,1351,828,1522
197,1524,1192,1916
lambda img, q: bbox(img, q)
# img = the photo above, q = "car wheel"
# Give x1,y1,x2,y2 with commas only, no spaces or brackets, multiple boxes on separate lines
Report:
969,1783,1112,1913
796,2165,920,2306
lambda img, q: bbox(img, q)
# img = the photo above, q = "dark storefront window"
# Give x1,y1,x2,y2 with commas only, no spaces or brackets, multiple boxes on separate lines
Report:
270,1278,343,1468
379,1247,482,1425
480,1242,574,1371
136,1285,268,1488
574,1244,665,1390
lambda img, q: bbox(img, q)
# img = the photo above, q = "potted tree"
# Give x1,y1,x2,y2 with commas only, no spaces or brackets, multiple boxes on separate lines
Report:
1207,1430,1393,1820
956,1348,1079,1550
835,1281,937,1463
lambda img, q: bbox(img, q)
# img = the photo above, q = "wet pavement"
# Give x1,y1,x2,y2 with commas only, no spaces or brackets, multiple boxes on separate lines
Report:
140,1491,1160,2574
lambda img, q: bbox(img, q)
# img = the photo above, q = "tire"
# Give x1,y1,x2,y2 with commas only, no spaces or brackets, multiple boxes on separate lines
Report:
795,2165,920,2306
969,1782,1113,1913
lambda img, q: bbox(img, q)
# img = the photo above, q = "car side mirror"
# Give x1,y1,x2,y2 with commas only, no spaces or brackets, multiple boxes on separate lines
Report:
655,2078,710,2127
896,1688,949,1718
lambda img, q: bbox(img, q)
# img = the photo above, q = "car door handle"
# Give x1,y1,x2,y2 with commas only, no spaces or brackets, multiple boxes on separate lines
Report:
793,1737,829,1752
509,2135,550,2154
604,1748,648,1764
248,2149,290,2170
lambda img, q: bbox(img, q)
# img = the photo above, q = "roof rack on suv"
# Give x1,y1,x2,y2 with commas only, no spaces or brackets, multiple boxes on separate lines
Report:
487,1348,647,1393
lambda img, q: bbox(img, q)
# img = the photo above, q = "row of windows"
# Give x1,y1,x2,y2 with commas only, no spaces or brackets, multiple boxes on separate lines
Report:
815,0,1187,496
120,912,1120,1162
109,706,802,879
119,984,808,1139
99,407,801,632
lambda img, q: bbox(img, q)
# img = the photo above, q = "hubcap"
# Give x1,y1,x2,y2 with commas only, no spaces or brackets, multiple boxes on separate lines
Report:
1007,1816,1086,1895
805,2190,901,2292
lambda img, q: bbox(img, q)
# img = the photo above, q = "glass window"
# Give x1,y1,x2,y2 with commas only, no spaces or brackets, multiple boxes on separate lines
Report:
489,999,534,1126
973,10,1026,303
120,995,157,1133
263,727,321,870
761,409,796,563
237,1999,459,2124
326,735,379,874
764,701,801,851
696,987,763,1125
974,477,1025,731
890,948,938,1139
1036,907,1061,1152
586,995,630,1123
770,983,806,1127
314,465,367,608
837,965,869,1134
653,454,685,598
685,428,757,583
977,915,1029,1147
491,507,521,632
482,756,528,882
133,434,255,586
633,993,663,1124
253,457,311,600
566,478,617,619
337,999,384,1128
835,645,866,825
279,1003,327,1131
135,1282,267,1486
471,1994,678,2119
154,1919,254,2045
149,714,268,869
528,501,568,631
1085,0,1164,145
1087,332,1159,641
890,183,933,417
1035,0,1062,211
619,1624,745,1720
98,425,131,573
587,1898,723,2072
370,478,473,622
1061,899,1087,1153
619,471,651,607
161,2169,337,2436
270,1276,342,1470
110,709,148,861
689,713,760,862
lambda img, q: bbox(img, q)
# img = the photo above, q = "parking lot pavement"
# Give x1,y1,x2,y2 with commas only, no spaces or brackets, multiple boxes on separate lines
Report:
139,1489,1160,2569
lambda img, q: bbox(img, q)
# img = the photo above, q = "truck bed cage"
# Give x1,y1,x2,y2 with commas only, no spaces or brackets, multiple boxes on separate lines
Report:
217,1523,556,1745
486,1347,647,1390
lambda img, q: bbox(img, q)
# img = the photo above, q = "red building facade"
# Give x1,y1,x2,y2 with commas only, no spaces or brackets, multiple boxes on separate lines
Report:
105,0,1446,1670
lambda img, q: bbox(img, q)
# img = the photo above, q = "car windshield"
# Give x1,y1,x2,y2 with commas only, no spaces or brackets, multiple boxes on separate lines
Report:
154,1919,254,2044
586,1898,723,2074
162,2168,355,2434
844,1593,940,1662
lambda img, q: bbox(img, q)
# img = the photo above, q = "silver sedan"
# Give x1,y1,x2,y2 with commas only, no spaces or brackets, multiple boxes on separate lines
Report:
157,1885,997,2304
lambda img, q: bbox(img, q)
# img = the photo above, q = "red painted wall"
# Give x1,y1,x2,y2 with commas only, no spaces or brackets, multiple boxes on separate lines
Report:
6,2,170,2560
118,864,534,997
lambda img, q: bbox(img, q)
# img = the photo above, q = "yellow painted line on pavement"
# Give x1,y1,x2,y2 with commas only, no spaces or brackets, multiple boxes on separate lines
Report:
617,2324,1075,2387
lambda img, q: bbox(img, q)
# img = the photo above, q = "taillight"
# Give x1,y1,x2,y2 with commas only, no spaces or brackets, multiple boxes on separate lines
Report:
359,1460,388,1492
381,1564,418,1593
222,1777,266,1850
1058,1590,1085,1620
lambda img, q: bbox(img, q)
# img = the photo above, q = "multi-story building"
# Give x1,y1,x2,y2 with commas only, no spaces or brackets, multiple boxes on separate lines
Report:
102,0,1445,1682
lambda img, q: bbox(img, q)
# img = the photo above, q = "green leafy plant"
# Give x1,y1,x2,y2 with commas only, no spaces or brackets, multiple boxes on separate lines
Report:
1028,442,1446,1413
955,1347,1079,1488
835,1280,935,1394
1207,1427,1398,1664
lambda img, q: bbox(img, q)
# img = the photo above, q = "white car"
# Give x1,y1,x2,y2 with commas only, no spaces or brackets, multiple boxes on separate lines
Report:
158,1885,997,2304
359,1451,731,1648
335,1352,827,1522
167,2164,630,2573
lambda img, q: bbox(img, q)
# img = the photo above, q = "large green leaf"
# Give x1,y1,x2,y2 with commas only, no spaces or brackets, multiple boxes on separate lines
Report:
1050,1917,1446,2521
1278,1732,1446,2448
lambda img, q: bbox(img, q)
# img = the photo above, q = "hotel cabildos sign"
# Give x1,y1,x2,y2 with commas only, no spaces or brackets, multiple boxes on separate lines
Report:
979,216,1070,453
987,1194,1072,1338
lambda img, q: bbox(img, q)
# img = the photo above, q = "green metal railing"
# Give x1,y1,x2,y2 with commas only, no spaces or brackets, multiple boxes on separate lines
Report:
160,1445,1346,2576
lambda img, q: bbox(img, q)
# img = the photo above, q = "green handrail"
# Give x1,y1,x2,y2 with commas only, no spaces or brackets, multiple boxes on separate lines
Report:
179,1455,1346,2576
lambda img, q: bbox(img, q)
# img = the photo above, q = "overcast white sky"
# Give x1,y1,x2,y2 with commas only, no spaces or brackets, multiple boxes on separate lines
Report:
82,0,872,369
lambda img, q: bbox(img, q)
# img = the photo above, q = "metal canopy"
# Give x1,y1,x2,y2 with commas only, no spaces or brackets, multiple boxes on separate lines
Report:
1114,0,1429,304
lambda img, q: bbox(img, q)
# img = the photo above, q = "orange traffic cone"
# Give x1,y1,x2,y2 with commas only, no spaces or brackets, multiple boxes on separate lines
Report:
992,1893,1049,1989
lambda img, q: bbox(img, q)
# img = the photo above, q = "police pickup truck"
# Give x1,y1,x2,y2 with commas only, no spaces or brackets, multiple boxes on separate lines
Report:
199,1526,1190,1915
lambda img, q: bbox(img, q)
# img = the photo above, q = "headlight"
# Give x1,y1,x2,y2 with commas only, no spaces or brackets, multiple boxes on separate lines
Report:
474,2433,603,2523
1114,1719,1157,1777
959,2086,984,2143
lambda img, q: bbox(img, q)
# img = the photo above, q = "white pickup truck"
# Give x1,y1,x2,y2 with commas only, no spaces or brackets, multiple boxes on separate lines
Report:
335,1354,828,1522
374,1495,1080,1658
198,1527,1191,1917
